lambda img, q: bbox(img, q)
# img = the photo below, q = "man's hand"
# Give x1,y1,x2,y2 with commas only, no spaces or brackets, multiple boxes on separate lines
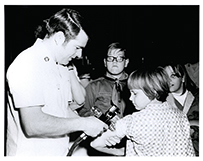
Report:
82,116,108,138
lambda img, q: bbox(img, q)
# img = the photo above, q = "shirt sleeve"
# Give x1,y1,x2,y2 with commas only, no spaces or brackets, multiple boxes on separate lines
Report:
7,58,45,108
115,115,133,138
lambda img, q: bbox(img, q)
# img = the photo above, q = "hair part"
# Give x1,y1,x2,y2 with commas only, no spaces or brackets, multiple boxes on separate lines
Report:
34,8,84,42
128,66,170,102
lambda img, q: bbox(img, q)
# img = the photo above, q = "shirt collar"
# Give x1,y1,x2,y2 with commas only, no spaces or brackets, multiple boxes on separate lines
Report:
34,38,56,65
104,72,128,82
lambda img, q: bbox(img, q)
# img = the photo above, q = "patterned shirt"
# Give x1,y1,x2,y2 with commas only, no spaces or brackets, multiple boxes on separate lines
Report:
115,102,195,156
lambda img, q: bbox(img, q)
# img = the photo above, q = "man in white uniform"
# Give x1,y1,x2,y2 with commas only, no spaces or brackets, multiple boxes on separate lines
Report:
6,8,107,156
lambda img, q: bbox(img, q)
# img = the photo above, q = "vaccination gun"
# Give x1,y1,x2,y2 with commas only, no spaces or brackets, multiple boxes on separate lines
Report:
67,105,120,156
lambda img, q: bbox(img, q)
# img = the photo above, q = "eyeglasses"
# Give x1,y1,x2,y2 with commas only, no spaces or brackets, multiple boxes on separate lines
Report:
106,56,126,62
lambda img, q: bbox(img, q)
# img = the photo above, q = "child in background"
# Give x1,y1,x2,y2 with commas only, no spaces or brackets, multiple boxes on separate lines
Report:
90,66,195,156
164,63,199,156
164,63,199,119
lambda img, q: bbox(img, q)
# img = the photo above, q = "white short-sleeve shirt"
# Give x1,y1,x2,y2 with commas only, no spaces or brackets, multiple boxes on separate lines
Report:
6,39,73,156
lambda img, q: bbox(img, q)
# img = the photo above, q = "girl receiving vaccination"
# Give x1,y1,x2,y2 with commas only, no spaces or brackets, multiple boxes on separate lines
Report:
91,66,195,156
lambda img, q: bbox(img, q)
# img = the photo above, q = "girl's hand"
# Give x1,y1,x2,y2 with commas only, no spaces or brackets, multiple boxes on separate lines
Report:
91,129,122,148
105,134,121,146
90,129,125,156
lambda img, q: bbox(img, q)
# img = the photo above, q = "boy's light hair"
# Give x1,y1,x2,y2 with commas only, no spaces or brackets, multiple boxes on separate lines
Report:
107,42,127,57
128,66,170,102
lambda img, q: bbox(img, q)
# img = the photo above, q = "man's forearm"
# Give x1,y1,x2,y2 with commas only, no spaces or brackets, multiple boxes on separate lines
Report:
19,106,85,138
19,106,107,139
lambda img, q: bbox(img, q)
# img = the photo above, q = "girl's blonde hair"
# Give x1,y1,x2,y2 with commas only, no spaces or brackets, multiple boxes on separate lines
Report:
128,66,170,102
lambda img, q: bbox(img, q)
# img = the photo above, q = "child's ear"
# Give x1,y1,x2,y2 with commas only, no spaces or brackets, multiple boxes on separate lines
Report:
53,31,66,45
124,58,129,67
104,58,107,67
182,75,186,83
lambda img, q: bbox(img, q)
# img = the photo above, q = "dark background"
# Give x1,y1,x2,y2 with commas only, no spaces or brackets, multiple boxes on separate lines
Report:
5,5,199,77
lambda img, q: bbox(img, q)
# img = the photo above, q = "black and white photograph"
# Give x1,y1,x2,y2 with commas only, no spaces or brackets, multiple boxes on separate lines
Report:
3,1,200,157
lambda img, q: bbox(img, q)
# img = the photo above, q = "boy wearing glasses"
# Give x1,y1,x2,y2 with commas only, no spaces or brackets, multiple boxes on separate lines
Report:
78,42,135,156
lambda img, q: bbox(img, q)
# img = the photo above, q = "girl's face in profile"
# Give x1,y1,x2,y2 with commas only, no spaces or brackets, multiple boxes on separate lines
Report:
129,89,151,110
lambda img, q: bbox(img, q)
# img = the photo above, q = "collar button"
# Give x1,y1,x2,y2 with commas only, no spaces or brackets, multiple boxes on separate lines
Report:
44,57,49,62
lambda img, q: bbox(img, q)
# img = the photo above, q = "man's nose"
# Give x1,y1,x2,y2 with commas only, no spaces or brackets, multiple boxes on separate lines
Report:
75,49,82,58
129,94,133,101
